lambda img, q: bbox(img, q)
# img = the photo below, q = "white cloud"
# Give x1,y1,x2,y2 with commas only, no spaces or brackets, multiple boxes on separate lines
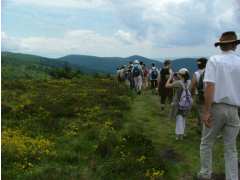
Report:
9,0,108,9
1,32,22,51
114,30,139,44
3,0,240,57
3,30,224,59
110,0,240,47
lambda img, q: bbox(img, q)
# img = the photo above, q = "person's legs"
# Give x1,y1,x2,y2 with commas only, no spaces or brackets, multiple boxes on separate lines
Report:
134,77,138,92
176,115,184,138
153,80,157,88
196,104,204,134
160,89,167,110
150,80,154,89
199,104,225,179
138,76,143,92
223,106,240,180
182,117,186,136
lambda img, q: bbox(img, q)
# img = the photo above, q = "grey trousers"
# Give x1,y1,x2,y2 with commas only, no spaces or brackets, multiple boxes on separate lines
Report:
199,103,240,180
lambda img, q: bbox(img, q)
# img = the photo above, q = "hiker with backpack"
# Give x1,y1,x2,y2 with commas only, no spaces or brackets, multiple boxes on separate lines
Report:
149,63,159,94
158,60,174,110
197,31,240,180
131,60,143,94
166,68,193,140
191,58,208,128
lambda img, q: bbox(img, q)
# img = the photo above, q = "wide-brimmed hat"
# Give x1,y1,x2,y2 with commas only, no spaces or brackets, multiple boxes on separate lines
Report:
214,31,240,47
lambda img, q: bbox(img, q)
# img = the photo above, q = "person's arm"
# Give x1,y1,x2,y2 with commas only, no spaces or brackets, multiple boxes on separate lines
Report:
202,82,215,128
201,57,216,128
165,74,174,88
190,74,197,96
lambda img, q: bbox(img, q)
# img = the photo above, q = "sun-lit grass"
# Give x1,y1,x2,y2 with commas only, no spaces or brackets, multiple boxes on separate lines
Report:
124,91,237,179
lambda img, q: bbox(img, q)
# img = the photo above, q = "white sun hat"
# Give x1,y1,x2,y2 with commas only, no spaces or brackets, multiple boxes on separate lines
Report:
178,68,189,75
134,60,140,64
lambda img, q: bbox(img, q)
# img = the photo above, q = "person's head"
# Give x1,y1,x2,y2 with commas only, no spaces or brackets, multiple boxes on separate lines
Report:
152,63,155,67
134,60,140,64
215,31,240,52
140,61,144,65
164,60,171,68
196,57,208,70
177,68,190,82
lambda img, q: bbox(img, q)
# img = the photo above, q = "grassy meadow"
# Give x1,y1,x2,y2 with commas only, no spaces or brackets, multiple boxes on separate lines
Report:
1,54,240,179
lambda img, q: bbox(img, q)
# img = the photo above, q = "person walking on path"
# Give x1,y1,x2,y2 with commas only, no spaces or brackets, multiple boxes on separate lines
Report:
142,63,149,90
127,62,135,89
198,31,240,180
158,60,174,110
191,58,208,129
166,68,192,140
149,63,159,94
131,60,143,94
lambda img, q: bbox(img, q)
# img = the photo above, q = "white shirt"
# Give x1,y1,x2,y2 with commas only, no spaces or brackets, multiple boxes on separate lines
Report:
194,69,205,84
149,67,159,80
204,50,240,107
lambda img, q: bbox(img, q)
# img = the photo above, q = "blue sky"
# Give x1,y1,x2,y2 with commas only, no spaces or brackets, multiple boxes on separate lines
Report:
2,0,240,58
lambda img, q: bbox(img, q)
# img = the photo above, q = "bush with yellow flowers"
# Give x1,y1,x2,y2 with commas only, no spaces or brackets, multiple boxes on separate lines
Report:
2,128,56,170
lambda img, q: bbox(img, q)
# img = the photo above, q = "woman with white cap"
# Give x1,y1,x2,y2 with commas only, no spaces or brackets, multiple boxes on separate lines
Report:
165,68,192,140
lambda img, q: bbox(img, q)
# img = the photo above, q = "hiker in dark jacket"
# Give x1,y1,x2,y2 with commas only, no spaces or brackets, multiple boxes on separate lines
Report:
149,63,159,94
158,60,173,110
198,31,240,180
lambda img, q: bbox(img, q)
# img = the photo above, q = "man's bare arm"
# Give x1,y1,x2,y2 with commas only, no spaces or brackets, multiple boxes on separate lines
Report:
202,82,215,128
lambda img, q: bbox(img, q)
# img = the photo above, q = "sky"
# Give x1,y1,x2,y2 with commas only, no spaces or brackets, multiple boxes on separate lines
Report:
1,0,240,58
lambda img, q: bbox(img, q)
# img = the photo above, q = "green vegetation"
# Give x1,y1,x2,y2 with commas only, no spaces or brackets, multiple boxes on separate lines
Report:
2,76,134,179
123,92,235,179
2,52,239,179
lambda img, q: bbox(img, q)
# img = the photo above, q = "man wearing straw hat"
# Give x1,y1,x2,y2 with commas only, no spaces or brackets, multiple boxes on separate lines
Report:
198,31,240,180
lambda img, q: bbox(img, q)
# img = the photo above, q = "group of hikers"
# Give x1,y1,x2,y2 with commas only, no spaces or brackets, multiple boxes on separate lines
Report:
117,31,240,180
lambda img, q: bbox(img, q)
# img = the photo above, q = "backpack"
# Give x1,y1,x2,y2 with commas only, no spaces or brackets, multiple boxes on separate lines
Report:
132,66,140,77
197,71,205,102
178,82,193,111
151,69,158,79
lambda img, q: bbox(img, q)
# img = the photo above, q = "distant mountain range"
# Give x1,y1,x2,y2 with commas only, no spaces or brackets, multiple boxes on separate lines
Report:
2,52,199,76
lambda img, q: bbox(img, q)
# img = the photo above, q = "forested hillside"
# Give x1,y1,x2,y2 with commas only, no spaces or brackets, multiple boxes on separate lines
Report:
2,52,198,76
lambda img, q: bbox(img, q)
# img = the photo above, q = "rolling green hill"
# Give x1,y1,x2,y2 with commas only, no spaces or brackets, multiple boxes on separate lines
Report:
2,52,199,76
59,54,163,74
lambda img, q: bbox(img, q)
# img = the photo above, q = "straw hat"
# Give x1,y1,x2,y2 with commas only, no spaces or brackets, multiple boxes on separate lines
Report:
214,31,240,47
